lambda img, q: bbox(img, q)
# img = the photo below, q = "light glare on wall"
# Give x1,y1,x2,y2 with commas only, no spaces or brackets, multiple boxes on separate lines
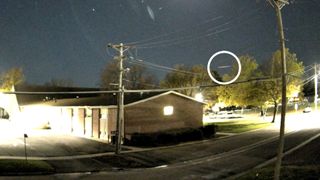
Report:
163,106,174,116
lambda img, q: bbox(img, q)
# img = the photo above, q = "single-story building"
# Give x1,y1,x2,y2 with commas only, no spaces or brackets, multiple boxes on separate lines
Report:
0,85,205,142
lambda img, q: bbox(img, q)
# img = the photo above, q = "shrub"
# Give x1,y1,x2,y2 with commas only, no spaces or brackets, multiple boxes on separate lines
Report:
176,128,203,142
200,124,217,139
156,132,177,145
129,133,157,147
126,126,217,147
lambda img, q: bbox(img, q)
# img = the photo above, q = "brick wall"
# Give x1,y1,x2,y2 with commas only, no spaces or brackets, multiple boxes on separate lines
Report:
78,108,85,135
107,108,118,141
92,108,100,138
124,93,203,135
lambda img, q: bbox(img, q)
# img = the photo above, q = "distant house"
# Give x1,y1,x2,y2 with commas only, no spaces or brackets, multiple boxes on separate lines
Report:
0,85,205,142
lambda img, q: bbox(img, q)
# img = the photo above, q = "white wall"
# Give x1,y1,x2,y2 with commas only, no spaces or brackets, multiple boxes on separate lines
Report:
0,93,20,121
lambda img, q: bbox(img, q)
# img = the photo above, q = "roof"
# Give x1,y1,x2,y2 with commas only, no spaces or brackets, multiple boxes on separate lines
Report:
36,92,162,107
41,91,205,107
125,91,206,107
15,86,205,107
15,84,101,106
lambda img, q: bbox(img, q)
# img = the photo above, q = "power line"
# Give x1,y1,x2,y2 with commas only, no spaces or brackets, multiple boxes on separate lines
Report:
127,57,201,75
300,76,315,86
134,26,229,48
123,79,160,88
125,15,224,45
1,90,119,95
1,77,282,95
135,28,231,49
130,7,262,49
126,77,282,93
127,60,176,74
287,66,312,77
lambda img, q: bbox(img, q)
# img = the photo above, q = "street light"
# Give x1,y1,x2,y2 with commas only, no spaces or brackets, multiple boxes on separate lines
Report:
195,93,204,102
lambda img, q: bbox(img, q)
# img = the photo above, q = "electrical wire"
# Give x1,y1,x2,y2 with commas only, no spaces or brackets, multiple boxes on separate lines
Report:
286,65,313,78
134,22,230,47
125,16,224,45
126,77,282,93
123,79,160,88
127,57,201,75
136,28,231,49
1,90,119,95
1,77,283,95
130,7,262,49
127,60,177,74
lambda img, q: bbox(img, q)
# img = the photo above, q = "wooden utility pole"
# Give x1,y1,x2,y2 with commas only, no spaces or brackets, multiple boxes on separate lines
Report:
267,0,289,179
108,43,129,154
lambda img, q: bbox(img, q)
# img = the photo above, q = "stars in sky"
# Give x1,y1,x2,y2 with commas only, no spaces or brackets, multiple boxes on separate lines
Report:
0,0,319,87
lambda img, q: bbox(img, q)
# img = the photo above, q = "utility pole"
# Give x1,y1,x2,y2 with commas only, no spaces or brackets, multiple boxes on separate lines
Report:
108,43,129,154
267,0,289,179
315,63,318,111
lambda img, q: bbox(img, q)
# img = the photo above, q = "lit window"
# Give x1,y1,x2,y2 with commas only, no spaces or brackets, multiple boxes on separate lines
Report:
163,106,174,116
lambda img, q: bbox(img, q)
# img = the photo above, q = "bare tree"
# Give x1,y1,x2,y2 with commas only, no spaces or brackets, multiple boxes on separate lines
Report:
100,60,157,90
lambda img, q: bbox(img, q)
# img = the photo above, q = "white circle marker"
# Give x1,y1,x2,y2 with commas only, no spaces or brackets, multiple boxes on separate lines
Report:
207,50,241,85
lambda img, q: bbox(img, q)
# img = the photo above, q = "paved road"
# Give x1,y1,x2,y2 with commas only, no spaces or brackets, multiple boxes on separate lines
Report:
59,128,320,180
2,112,320,179
6,128,319,180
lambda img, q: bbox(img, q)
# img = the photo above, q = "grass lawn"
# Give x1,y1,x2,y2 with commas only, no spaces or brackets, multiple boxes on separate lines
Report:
0,160,55,175
206,119,272,133
238,165,320,180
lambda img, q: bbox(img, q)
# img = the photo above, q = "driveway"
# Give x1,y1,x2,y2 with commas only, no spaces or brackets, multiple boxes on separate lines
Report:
0,130,116,158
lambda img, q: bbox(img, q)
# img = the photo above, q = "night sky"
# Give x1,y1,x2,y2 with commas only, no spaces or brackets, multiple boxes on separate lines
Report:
1,0,319,87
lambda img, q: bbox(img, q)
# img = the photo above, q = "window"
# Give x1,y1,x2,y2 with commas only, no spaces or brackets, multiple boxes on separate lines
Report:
163,106,174,116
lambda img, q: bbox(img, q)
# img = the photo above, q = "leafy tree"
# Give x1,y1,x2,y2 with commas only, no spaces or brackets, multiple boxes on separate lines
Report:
0,67,24,90
100,60,157,90
259,49,304,123
216,55,265,107
160,64,218,97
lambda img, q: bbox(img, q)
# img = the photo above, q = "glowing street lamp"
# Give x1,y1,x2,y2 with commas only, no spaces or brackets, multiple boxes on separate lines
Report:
195,93,204,102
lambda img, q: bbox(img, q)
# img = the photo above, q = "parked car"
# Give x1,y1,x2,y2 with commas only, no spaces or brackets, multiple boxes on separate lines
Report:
303,107,312,113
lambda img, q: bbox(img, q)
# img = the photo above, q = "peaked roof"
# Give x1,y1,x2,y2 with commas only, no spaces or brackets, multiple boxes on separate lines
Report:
125,91,206,107
37,92,163,107
14,85,204,107
38,91,205,107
